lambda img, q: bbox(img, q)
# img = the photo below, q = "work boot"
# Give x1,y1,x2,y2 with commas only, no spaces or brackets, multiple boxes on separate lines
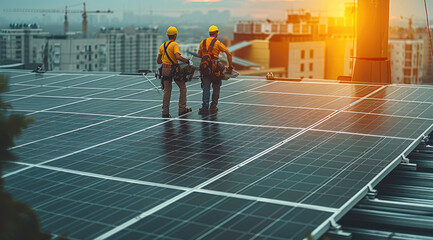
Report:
178,107,192,116
210,104,218,114
162,113,172,118
198,108,209,115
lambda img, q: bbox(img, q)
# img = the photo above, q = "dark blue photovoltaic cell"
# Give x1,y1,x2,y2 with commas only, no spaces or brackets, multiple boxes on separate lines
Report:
45,121,299,187
111,193,333,240
13,112,110,146
253,81,382,97
220,91,359,110
314,111,433,139
204,131,412,208
369,85,433,103
2,70,433,240
4,168,182,239
12,118,162,164
346,98,433,119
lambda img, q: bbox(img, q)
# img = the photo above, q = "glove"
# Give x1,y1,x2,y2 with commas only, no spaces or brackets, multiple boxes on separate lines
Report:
185,59,190,65
226,66,233,74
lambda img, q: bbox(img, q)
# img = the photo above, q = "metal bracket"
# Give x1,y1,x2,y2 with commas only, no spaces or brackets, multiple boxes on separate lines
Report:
330,219,341,230
367,185,378,199
421,135,429,143
325,219,352,240
401,155,410,164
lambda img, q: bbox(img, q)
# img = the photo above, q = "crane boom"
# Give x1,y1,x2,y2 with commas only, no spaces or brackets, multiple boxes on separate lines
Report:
3,8,113,14
3,3,113,38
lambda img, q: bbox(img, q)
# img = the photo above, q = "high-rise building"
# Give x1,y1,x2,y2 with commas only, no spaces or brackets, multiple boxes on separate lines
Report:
233,10,327,77
389,39,424,84
178,43,199,59
97,27,162,73
33,36,108,72
0,24,49,65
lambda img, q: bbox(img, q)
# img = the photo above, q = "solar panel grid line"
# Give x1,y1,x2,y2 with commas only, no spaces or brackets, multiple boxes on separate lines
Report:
11,75,118,115
9,99,171,150
41,74,91,87
10,107,418,143
298,136,386,204
93,118,337,239
309,122,433,239
18,73,67,84
7,90,433,124
5,72,431,239
3,117,167,178
92,84,388,239
194,201,257,240
8,75,112,103
94,191,194,240
10,106,417,144
8,158,338,213
249,90,361,99
232,131,375,196
6,84,49,94
9,72,35,79
5,79,270,177
25,99,91,116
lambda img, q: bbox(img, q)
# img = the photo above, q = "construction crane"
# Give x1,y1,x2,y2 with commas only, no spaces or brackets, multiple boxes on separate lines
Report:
4,3,113,38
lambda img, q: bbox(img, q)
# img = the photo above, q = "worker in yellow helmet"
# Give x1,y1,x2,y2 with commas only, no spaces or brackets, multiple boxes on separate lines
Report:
157,26,191,118
197,25,233,115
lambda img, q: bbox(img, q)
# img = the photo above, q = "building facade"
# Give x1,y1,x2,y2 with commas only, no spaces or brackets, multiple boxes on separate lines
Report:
178,43,199,59
233,11,328,77
0,24,49,65
97,27,162,73
389,39,424,84
33,37,108,72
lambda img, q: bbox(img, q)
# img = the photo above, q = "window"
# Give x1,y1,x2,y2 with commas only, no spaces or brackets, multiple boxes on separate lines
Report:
76,55,79,60
76,64,79,70
309,76,313,79
309,63,313,71
95,64,98,68
404,69,411,76
301,50,305,59
310,49,314,58
95,45,98,50
95,54,98,59
300,63,305,72
76,45,79,50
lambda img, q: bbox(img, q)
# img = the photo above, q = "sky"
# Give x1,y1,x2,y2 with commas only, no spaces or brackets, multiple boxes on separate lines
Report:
1,0,432,24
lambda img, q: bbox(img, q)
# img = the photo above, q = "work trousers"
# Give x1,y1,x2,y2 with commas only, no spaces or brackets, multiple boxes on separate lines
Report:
162,79,187,115
201,76,222,109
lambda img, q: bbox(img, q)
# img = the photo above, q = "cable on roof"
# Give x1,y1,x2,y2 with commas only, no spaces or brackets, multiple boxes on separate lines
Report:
425,0,433,57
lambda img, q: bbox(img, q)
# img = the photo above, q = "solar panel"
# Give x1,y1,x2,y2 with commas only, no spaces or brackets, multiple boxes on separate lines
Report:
1,69,433,240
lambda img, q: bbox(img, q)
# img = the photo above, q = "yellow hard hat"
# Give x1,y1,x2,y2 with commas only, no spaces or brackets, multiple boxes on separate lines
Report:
208,25,219,33
166,26,178,35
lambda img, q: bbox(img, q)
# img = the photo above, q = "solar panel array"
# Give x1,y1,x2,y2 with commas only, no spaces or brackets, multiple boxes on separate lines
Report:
1,70,433,240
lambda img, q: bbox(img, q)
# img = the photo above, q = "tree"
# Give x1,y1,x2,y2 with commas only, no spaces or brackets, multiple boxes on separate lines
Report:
0,74,52,240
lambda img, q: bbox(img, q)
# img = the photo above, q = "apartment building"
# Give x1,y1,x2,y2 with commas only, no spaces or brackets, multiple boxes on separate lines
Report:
0,24,49,65
97,27,162,73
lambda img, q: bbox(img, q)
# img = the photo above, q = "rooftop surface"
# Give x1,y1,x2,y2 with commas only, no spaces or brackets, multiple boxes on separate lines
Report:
1,70,433,240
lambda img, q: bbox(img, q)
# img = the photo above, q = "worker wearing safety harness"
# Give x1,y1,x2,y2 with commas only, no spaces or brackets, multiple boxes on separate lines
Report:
157,26,191,118
197,25,233,115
